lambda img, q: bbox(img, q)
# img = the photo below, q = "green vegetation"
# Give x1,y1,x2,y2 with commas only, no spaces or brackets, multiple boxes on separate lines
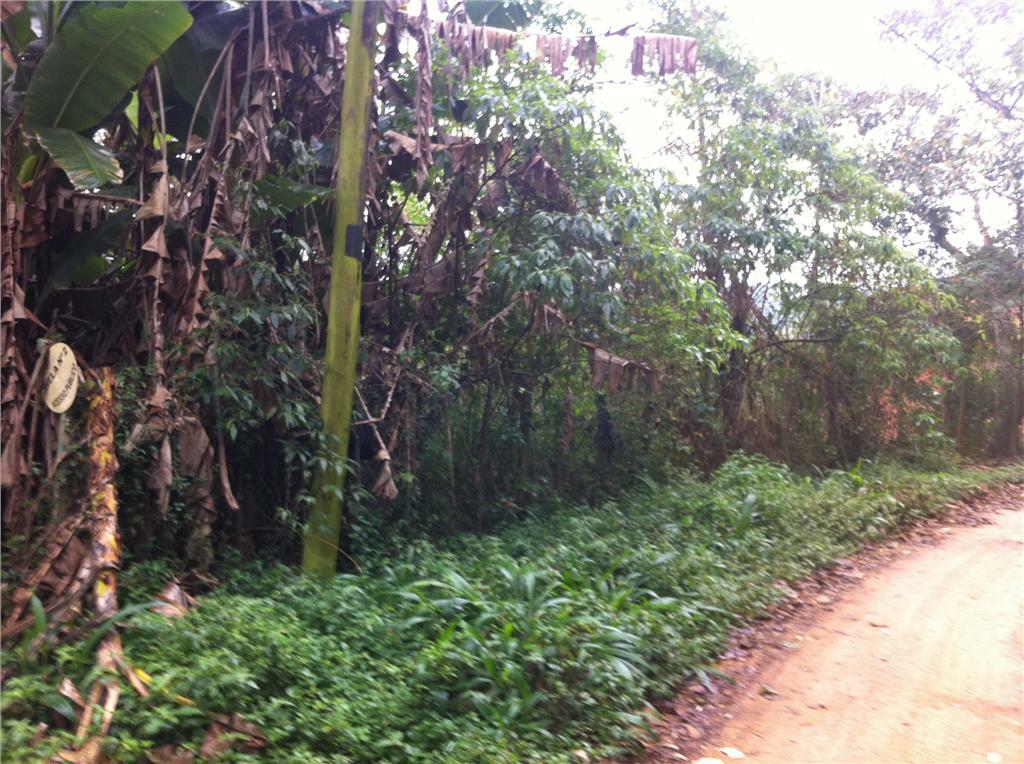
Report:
4,458,1020,762
1,0,1021,760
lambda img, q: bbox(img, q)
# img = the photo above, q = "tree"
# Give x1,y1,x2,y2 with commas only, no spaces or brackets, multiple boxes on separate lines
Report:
863,0,1024,456
0,0,728,607
650,6,954,464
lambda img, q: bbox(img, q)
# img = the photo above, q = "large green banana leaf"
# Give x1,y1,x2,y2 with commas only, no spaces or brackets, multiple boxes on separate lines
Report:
33,127,123,189
23,1,192,131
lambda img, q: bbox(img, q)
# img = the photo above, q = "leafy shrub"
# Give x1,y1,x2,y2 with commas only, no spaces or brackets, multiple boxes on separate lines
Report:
3,459,1020,762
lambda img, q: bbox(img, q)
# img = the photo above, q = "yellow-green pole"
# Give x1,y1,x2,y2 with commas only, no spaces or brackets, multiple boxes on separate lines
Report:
302,0,379,576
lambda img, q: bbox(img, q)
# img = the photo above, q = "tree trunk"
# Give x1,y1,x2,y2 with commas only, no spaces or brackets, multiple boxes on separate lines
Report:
554,392,573,492
955,378,968,452
473,386,495,532
719,283,751,450
77,368,124,741
515,386,532,498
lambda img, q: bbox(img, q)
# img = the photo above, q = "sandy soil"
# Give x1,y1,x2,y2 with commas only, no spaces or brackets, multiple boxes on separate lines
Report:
694,488,1023,764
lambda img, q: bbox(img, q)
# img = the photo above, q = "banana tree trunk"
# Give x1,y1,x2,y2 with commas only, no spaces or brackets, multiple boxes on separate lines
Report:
77,367,123,740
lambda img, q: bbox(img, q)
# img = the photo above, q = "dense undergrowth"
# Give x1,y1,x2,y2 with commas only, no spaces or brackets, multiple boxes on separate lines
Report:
3,456,1021,762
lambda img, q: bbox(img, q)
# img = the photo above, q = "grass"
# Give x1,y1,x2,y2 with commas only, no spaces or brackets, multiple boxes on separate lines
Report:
2,456,1021,762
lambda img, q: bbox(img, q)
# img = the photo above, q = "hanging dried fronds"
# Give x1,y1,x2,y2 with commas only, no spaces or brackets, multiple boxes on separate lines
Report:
466,245,492,308
581,341,660,394
177,417,217,569
630,34,698,76
536,34,574,77
573,35,598,73
435,19,696,79
436,18,518,80
410,1,434,193
514,151,578,213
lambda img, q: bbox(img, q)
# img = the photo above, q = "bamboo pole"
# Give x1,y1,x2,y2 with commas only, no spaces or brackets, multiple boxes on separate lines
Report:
302,1,379,576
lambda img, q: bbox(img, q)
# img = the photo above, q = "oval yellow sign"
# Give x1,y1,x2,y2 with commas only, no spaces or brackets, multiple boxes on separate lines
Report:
44,342,79,414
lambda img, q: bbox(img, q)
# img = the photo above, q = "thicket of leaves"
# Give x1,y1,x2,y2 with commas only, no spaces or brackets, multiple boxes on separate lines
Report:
0,0,732,574
3,0,1012,573
854,0,1023,460
4,458,1020,762
0,0,1020,757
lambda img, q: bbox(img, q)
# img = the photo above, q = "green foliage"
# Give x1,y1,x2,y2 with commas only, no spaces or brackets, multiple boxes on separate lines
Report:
250,177,332,225
5,0,980,573
23,1,193,131
172,238,328,554
633,6,970,465
5,460,1019,762
942,243,1024,457
3,3,1019,758
861,2,1024,458
31,127,123,190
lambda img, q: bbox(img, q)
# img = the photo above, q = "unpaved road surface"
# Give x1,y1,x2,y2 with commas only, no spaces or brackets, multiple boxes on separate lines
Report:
702,489,1023,764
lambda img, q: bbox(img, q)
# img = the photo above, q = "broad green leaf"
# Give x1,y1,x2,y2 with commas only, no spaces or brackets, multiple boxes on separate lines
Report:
252,177,332,223
23,1,193,131
38,208,134,302
126,90,139,131
16,154,38,184
33,127,123,189
161,35,222,123
2,7,37,53
464,1,529,30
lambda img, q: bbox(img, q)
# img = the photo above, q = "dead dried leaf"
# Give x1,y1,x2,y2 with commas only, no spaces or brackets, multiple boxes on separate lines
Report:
371,447,399,501
631,34,698,76
200,713,268,758
216,429,240,511
411,1,434,192
536,34,574,76
383,130,418,156
135,175,169,221
153,579,194,618
60,677,86,708
583,342,657,394
58,737,108,764
146,435,172,518
146,746,195,764
1,1,26,20
466,248,492,307
141,225,169,269
573,35,597,72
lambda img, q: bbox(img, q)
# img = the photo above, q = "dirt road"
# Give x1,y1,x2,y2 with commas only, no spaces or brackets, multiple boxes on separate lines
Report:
700,489,1023,764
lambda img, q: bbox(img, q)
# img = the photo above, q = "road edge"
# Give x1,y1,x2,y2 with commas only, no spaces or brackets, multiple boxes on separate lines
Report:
637,480,1024,763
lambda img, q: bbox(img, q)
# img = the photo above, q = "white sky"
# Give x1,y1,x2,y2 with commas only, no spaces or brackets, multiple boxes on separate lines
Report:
714,0,945,89
575,0,1016,246
584,0,959,169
